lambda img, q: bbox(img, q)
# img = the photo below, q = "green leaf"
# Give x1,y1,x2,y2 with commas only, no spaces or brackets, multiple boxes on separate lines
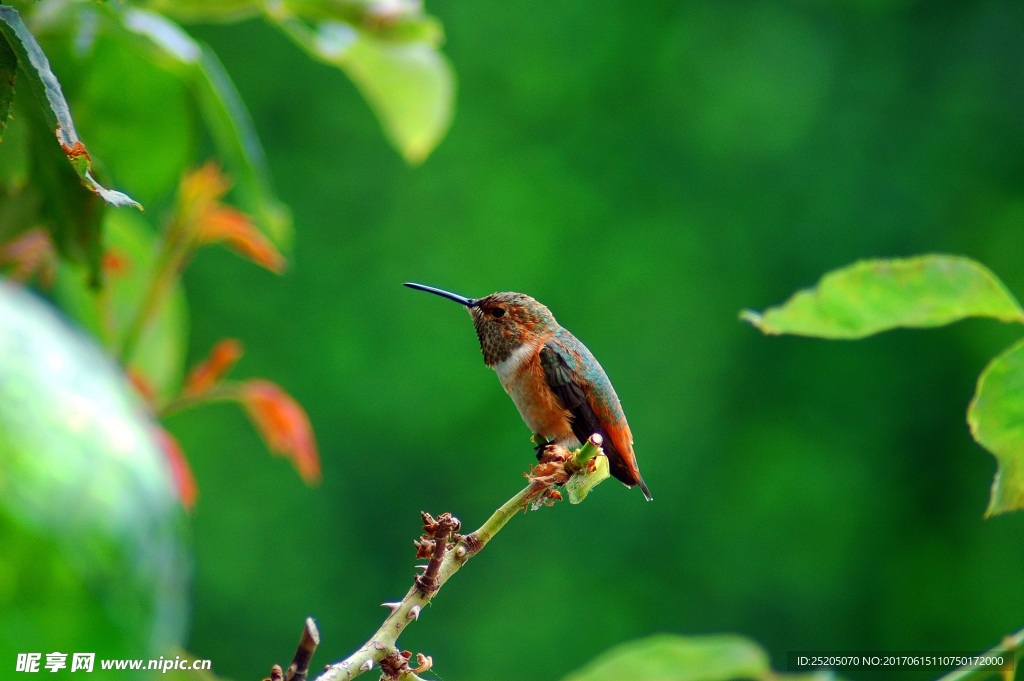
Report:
742,255,1024,339
561,634,770,681
968,338,1024,516
54,210,189,401
0,281,188,665
0,5,141,209
72,29,196,207
139,0,263,23
119,8,292,246
283,0,446,43
24,98,106,285
0,32,15,141
274,15,454,164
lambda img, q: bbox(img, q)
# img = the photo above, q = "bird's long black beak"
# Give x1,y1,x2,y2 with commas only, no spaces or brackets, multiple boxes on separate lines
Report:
403,282,478,307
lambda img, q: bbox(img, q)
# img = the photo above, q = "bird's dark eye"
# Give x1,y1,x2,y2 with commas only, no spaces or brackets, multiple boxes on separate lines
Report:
489,307,506,318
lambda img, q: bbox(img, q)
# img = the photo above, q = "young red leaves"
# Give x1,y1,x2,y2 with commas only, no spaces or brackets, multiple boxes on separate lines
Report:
240,379,321,485
178,163,285,273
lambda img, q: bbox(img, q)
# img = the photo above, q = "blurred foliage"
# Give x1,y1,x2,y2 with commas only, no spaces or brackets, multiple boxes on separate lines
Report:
55,210,190,401
0,6,141,215
0,0,453,281
0,0,450,677
2,0,1024,680
0,282,188,676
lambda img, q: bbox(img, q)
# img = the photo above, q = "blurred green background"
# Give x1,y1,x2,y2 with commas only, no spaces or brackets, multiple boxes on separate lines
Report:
42,0,1024,679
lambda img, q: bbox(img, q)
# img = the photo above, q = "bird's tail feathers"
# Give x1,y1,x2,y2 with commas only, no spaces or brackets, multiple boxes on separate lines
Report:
637,476,653,502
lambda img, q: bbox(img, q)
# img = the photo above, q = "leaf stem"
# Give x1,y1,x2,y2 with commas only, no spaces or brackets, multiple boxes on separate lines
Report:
158,381,244,417
570,434,603,469
117,224,189,365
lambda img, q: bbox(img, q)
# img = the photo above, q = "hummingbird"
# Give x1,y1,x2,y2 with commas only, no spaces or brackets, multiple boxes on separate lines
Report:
405,283,652,501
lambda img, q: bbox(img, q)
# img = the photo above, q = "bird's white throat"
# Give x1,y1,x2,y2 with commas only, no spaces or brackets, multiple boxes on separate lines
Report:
492,342,535,387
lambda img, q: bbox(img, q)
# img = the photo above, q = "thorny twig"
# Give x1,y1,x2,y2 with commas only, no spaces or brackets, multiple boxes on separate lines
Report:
264,435,607,681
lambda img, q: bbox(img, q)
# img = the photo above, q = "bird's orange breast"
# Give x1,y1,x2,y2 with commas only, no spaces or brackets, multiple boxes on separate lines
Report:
494,342,574,442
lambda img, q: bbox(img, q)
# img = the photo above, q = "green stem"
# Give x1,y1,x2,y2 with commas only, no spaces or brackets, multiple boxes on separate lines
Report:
571,434,604,469
159,381,244,417
464,482,543,549
315,451,603,681
934,627,1024,681
117,226,190,365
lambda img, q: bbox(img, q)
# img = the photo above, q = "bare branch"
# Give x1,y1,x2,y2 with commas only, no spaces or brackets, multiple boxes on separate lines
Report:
296,437,609,681
285,618,320,681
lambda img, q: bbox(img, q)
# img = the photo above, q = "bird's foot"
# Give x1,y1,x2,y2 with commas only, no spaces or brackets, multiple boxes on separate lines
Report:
533,436,554,461
536,440,552,462
527,443,574,497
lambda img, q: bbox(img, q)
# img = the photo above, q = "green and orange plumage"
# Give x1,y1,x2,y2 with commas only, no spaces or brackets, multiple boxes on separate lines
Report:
405,283,651,501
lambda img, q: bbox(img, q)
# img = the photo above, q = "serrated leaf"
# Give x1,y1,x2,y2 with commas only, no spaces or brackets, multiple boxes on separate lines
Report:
742,255,1024,339
0,5,141,209
0,34,15,141
275,15,454,164
561,634,770,681
968,338,1024,516
120,8,292,246
25,99,106,285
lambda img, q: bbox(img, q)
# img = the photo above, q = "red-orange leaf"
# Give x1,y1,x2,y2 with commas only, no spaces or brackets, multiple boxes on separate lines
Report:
185,338,244,396
179,162,230,212
198,206,286,273
240,379,320,484
153,426,198,510
177,163,285,273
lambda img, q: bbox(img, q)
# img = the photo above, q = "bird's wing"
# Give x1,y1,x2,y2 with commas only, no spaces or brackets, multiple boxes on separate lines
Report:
539,341,604,446
539,338,648,497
